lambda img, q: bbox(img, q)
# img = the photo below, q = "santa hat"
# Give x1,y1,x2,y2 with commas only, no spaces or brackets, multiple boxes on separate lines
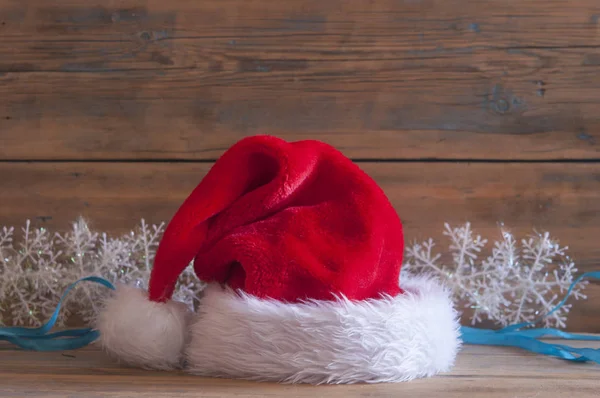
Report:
96,135,460,384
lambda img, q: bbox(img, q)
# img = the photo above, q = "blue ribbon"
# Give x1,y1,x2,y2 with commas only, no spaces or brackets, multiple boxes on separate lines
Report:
461,271,600,364
0,276,115,351
1,271,600,365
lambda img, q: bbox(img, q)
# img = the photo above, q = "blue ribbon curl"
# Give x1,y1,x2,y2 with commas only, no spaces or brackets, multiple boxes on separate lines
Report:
460,271,600,364
1,271,599,366
0,276,115,351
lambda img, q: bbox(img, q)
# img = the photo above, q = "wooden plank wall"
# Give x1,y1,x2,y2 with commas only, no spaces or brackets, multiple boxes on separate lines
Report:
1,0,599,331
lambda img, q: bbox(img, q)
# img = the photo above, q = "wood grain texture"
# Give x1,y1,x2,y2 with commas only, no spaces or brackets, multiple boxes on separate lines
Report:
0,0,599,160
0,341,599,397
1,161,599,331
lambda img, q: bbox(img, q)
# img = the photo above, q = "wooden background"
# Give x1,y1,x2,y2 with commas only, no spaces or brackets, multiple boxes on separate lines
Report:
1,0,599,331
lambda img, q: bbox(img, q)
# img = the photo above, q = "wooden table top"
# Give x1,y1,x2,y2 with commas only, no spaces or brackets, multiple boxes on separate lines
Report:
0,339,598,397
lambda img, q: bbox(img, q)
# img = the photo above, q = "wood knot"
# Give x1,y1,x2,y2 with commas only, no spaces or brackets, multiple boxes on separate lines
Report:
492,99,510,114
139,31,152,41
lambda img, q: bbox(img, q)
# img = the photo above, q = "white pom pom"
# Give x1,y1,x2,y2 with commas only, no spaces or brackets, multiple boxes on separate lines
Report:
96,284,190,370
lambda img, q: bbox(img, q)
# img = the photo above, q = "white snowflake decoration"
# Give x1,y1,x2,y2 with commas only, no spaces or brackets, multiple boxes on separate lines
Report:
0,222,65,326
403,223,587,328
0,219,588,329
0,218,205,327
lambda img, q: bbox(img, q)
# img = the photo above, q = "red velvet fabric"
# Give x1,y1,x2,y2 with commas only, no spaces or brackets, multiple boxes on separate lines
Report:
148,136,404,303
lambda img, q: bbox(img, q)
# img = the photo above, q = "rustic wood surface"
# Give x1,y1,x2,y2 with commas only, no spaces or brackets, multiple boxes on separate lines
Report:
0,340,598,397
2,161,600,331
0,0,599,160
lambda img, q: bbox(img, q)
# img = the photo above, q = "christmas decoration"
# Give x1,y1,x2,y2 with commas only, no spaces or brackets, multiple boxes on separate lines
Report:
403,223,587,329
0,218,204,327
95,135,460,384
1,135,598,380
1,219,586,330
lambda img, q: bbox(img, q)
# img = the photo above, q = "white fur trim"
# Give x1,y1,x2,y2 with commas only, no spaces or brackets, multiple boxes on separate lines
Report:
185,275,461,384
96,285,191,370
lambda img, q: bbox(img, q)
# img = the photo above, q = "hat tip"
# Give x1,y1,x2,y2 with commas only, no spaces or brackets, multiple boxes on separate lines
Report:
96,284,191,370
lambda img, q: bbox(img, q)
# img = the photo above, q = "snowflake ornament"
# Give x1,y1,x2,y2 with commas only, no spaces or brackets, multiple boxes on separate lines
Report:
0,219,588,329
403,223,587,328
0,219,205,327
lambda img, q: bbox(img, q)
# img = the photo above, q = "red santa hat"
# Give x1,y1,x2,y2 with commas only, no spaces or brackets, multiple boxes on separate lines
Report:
96,135,460,384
